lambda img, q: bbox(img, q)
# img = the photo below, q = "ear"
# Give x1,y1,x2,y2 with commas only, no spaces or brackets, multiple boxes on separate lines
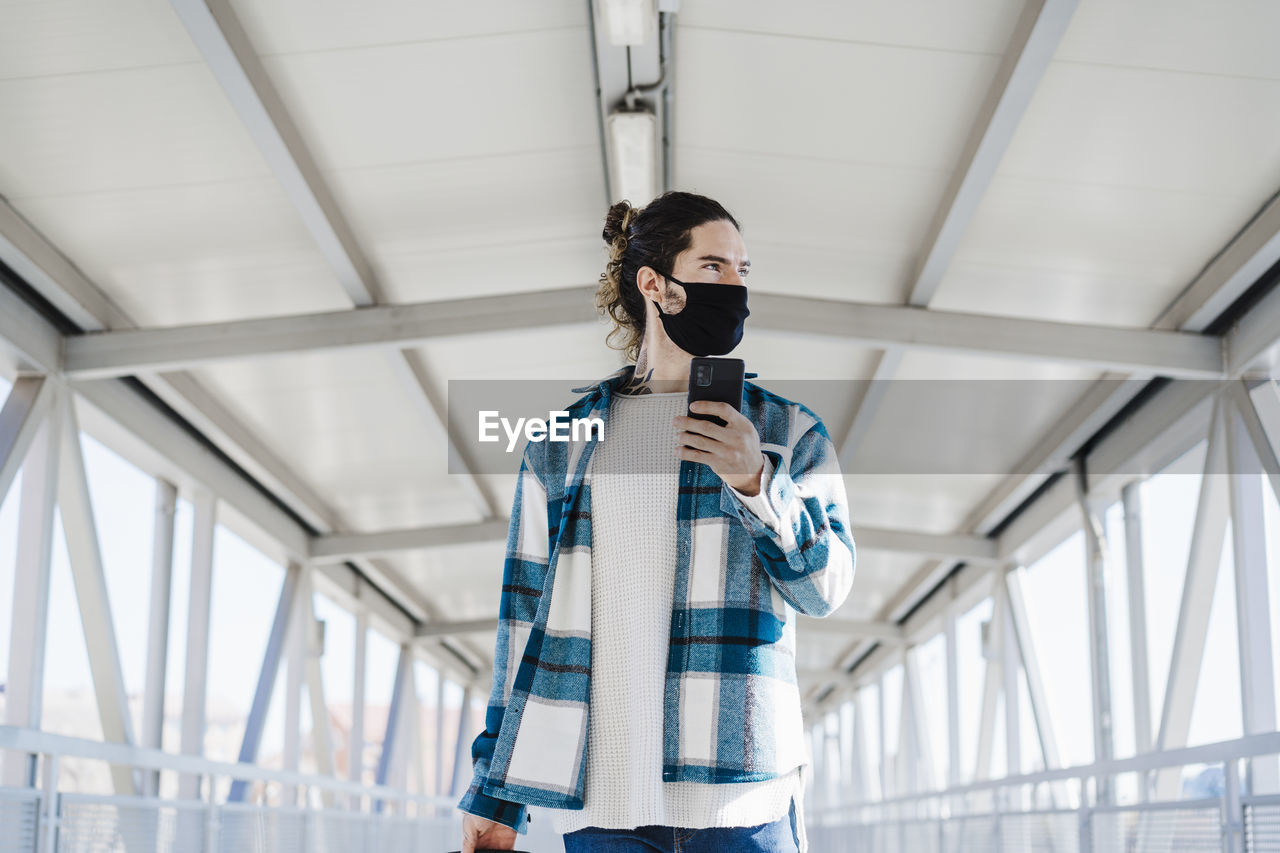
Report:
635,265,665,302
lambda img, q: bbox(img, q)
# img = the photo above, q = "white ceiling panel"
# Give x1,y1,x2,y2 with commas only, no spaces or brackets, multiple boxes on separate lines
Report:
1055,0,1280,80
676,0,1025,56
12,181,348,326
836,551,927,622
930,57,1280,324
416,322,618,384
675,148,950,303
394,540,508,622
324,147,605,302
675,27,1002,171
189,348,482,532
0,0,199,80
930,174,1269,325
0,64,271,198
989,63,1280,197
846,473,1005,536
256,29,599,171
230,0,587,56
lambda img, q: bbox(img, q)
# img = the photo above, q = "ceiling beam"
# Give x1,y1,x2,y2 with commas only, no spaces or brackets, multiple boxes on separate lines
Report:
169,0,500,524
909,0,1079,307
64,286,1223,380
0,263,62,376
839,0,1080,465
414,615,905,645
309,519,1002,566
0,196,469,649
1156,190,1280,333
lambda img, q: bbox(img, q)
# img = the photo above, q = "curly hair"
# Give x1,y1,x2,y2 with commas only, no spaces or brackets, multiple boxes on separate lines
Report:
595,191,741,363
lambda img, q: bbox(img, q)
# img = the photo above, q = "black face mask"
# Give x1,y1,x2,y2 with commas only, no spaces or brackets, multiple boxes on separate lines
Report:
651,273,750,356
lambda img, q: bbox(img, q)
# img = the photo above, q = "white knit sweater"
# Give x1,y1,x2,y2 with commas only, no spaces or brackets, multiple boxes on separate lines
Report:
550,390,800,835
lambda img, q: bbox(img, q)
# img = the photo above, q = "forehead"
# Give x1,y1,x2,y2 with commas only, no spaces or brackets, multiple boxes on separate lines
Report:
684,220,748,259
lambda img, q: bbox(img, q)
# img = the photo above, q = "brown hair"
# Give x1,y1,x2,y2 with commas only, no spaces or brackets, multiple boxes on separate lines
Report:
595,191,741,362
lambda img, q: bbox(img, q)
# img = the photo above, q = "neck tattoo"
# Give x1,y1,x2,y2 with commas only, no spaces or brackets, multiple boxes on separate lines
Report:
619,367,655,396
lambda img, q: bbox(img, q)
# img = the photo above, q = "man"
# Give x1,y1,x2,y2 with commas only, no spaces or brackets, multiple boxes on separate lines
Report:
458,191,855,852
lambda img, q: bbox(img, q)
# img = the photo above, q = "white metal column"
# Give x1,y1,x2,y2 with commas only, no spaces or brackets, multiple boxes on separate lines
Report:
944,584,962,789
141,478,177,796
1153,400,1229,799
57,397,138,795
179,488,217,800
1225,389,1279,793
1,388,62,788
0,375,54,506
1075,457,1116,803
434,673,446,796
350,604,367,786
1121,481,1153,760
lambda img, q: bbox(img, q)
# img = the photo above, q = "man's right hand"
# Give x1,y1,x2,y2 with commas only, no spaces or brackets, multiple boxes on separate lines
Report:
461,812,518,852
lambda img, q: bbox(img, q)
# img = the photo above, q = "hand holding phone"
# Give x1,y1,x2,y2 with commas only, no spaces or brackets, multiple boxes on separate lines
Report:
687,357,745,428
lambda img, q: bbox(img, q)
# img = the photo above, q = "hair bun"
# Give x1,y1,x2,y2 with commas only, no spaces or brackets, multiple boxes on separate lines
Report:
602,200,638,246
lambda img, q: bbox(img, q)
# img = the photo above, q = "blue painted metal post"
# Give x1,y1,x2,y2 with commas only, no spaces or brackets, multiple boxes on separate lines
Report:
228,561,301,802
374,645,412,812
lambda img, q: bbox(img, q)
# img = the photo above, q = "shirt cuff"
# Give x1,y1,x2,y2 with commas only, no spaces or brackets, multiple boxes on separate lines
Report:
725,453,782,532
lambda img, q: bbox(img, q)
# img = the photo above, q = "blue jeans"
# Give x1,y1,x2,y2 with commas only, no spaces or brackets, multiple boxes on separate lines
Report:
561,800,800,852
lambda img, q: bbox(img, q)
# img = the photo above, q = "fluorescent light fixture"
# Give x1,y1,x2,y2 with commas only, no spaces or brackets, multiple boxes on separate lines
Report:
607,109,659,205
599,0,656,46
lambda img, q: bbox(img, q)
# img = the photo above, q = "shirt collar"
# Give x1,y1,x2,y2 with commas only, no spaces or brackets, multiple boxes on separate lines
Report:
569,364,758,397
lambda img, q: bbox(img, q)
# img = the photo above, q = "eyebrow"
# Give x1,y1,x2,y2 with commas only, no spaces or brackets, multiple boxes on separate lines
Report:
698,255,751,267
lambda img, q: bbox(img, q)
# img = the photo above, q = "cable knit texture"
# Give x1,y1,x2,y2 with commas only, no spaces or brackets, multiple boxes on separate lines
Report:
551,389,799,835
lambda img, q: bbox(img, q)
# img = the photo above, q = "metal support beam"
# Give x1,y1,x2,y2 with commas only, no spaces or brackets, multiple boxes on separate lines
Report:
1001,579,1021,783
1154,401,1229,799
1006,570,1065,787
1225,395,1279,793
64,288,1225,380
944,583,963,788
228,561,302,802
1158,190,1280,333
350,605,368,787
852,687,872,802
0,272,61,376
1121,482,1153,760
1229,380,1280,506
318,520,1001,567
1,390,62,788
375,645,412,811
281,561,304,805
905,650,936,792
1074,458,1115,802
141,478,177,796
840,0,1079,462
451,686,473,798
975,579,1007,781
179,488,217,800
57,397,138,795
434,673,447,797
0,376,54,507
168,0,498,522
1227,264,1280,377
301,567,336,807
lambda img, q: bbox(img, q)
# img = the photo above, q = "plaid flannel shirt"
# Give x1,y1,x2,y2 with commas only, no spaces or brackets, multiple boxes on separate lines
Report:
457,364,856,834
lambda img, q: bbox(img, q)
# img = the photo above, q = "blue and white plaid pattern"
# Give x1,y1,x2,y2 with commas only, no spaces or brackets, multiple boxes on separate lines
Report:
458,365,856,833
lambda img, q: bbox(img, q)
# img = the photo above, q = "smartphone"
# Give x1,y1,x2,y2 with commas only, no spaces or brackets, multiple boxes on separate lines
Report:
687,357,745,428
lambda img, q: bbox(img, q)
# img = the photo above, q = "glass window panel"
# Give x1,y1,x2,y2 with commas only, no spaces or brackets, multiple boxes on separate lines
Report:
1019,529,1093,766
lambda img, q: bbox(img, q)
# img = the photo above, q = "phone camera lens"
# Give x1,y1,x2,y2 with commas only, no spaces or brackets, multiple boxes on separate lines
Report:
696,365,712,387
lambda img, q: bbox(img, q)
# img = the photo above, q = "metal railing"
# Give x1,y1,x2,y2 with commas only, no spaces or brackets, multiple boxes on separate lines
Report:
0,726,564,853
808,731,1280,852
